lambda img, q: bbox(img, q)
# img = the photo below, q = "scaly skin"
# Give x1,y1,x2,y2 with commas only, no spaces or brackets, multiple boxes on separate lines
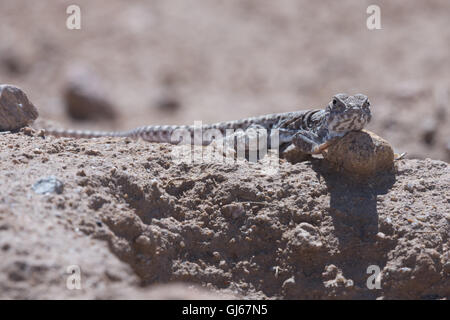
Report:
43,93,372,155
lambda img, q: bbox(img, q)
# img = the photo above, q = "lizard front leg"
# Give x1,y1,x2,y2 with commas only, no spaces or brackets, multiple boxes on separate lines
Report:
291,130,334,155
208,124,268,161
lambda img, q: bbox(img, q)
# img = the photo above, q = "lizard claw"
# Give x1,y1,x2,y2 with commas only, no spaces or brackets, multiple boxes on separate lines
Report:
312,141,332,154
394,152,407,160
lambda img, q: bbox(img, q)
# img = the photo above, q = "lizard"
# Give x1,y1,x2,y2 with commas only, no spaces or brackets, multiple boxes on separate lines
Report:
41,93,372,158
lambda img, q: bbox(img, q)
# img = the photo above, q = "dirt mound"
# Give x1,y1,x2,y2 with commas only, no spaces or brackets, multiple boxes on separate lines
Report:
0,131,448,299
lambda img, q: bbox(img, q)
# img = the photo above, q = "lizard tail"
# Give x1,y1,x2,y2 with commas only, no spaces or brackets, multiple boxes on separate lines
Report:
43,128,138,139
42,125,185,144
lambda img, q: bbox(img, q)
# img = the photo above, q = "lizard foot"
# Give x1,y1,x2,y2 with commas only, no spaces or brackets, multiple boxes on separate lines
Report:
292,130,323,154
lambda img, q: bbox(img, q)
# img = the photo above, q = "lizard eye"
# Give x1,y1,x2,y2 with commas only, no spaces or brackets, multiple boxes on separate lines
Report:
332,99,337,105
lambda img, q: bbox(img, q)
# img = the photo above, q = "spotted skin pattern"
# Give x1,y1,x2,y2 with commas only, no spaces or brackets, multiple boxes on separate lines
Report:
44,93,372,155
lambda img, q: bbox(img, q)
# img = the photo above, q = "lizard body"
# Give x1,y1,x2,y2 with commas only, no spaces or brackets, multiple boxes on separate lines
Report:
43,93,372,155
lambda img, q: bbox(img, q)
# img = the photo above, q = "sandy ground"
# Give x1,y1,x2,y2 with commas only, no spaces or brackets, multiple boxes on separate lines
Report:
0,132,448,299
0,1,449,299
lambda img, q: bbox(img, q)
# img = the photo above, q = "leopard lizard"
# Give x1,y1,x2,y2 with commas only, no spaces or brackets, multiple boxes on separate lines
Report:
42,93,372,157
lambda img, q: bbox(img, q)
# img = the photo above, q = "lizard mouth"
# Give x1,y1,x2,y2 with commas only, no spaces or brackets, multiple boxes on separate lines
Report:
326,109,371,133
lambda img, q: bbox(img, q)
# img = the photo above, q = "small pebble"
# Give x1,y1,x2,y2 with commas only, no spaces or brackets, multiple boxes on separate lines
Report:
221,203,245,219
404,182,415,193
32,176,64,195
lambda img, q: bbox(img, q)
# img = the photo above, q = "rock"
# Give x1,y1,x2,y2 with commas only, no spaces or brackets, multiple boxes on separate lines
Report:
155,94,181,113
221,203,245,219
421,118,438,145
324,130,394,177
20,127,35,136
32,176,64,195
0,84,39,131
284,222,323,254
64,67,117,121
1,51,27,75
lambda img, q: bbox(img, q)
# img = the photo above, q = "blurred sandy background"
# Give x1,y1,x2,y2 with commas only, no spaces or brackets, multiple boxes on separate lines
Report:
0,0,449,161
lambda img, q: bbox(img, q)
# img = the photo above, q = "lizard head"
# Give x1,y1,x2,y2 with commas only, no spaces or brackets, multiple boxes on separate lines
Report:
324,93,372,137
